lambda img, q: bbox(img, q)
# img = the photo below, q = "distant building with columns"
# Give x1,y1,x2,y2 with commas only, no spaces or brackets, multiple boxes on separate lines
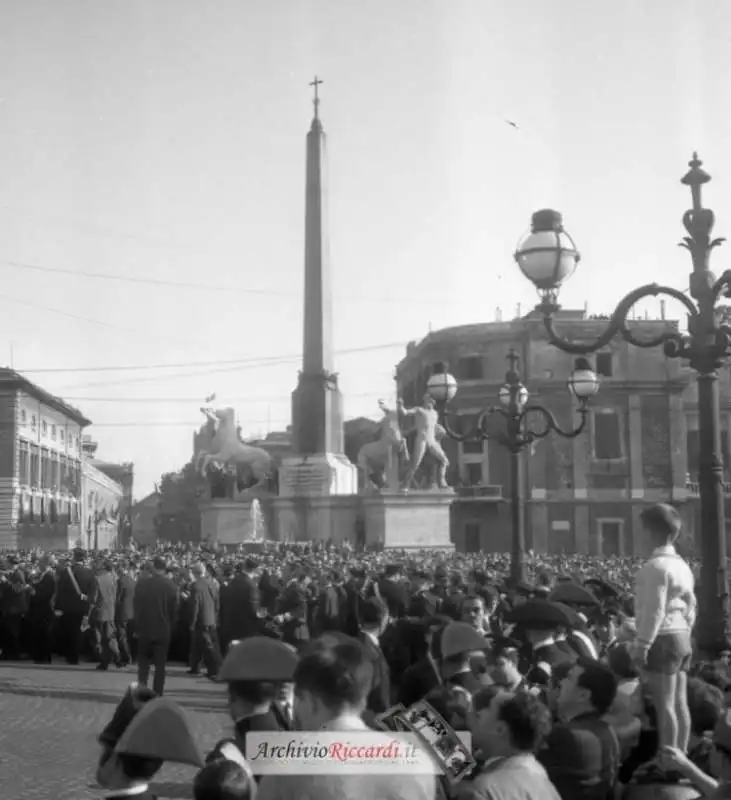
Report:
395,310,721,556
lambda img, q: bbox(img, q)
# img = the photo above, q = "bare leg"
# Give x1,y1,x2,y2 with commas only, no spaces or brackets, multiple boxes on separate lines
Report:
675,671,691,751
428,444,450,488
404,440,426,488
646,671,679,749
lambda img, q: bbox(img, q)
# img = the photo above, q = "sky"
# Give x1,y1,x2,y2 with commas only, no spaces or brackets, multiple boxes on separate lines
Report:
0,0,730,499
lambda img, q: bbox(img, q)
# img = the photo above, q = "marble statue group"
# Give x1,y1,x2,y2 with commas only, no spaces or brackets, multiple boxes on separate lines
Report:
357,395,450,491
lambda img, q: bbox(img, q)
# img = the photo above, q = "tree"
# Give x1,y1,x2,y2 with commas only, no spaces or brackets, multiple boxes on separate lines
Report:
343,417,380,463
155,463,203,542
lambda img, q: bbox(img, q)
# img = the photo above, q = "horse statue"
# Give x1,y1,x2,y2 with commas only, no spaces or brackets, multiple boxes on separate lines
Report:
195,405,272,492
357,400,409,490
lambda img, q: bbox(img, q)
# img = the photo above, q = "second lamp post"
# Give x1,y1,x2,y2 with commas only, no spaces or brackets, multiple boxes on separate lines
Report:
427,351,599,583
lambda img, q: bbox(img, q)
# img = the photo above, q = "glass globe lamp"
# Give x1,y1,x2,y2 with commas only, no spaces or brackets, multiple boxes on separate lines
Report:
568,359,600,401
427,372,458,404
515,209,580,293
499,383,529,410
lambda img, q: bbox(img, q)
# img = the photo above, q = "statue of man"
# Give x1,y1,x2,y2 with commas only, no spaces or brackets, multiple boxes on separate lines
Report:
398,394,450,489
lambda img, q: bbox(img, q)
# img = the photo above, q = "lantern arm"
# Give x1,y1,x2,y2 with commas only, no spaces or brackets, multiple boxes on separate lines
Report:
711,269,731,306
435,405,483,442
519,404,590,443
542,283,698,355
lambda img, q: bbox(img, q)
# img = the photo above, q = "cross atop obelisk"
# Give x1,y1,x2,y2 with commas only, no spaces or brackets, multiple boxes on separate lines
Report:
279,79,357,501
289,76,343,455
309,75,323,119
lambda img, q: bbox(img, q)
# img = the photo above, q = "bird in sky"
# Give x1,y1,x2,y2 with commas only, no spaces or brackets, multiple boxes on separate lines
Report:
506,119,519,129
204,392,216,403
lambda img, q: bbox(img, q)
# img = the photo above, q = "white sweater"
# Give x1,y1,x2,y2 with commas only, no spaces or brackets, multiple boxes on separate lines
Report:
634,545,696,646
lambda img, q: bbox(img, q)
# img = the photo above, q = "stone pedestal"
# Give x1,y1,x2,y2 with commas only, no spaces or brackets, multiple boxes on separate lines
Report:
273,495,360,543
278,453,357,498
200,500,262,546
362,490,455,550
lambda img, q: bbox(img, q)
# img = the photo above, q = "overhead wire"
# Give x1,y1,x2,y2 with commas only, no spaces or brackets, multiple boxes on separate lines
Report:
1,257,450,306
61,389,383,403
18,340,407,374
0,289,245,356
50,342,404,392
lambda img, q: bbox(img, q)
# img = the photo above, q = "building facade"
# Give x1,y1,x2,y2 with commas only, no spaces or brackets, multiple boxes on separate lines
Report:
395,311,721,556
0,369,90,548
81,436,134,548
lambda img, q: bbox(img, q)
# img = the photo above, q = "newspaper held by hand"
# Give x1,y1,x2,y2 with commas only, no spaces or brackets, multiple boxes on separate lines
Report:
374,700,476,784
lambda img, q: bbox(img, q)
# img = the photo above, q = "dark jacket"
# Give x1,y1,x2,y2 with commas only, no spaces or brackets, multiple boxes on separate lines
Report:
29,571,56,616
398,656,441,708
190,577,219,629
377,579,407,619
55,563,95,615
133,574,179,642
359,631,391,715
538,712,620,800
116,574,136,623
223,573,260,639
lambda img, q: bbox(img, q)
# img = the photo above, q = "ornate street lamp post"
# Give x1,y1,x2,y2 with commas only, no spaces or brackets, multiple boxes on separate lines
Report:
516,153,731,655
427,351,599,584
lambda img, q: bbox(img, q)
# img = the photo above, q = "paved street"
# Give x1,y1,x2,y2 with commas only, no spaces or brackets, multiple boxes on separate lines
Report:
0,661,231,800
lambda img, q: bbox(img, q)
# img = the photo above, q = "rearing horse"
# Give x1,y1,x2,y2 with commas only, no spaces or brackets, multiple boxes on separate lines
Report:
196,406,272,490
357,401,409,490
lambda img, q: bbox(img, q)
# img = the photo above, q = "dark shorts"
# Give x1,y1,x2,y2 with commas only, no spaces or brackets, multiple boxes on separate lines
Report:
646,631,693,675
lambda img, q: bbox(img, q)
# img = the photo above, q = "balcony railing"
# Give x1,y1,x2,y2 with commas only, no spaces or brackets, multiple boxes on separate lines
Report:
685,480,731,496
456,485,503,500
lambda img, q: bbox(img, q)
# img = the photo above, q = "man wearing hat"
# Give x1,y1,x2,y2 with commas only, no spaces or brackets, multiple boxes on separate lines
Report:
378,564,407,619
342,566,367,637
28,554,56,664
221,558,262,650
408,570,441,618
211,637,298,769
96,690,203,799
437,621,490,696
133,557,179,695
55,547,94,664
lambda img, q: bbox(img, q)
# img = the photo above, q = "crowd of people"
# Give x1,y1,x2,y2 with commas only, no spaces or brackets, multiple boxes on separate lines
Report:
0,502,729,798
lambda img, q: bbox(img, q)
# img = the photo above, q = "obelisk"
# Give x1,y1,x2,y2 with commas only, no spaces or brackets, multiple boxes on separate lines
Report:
277,78,357,515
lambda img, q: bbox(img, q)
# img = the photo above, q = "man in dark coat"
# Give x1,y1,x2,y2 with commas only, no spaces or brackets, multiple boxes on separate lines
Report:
377,564,407,619
55,549,95,664
28,554,57,664
115,560,136,665
277,571,310,649
343,567,368,637
133,557,179,695
358,597,391,716
91,559,121,670
189,561,222,679
221,558,261,648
